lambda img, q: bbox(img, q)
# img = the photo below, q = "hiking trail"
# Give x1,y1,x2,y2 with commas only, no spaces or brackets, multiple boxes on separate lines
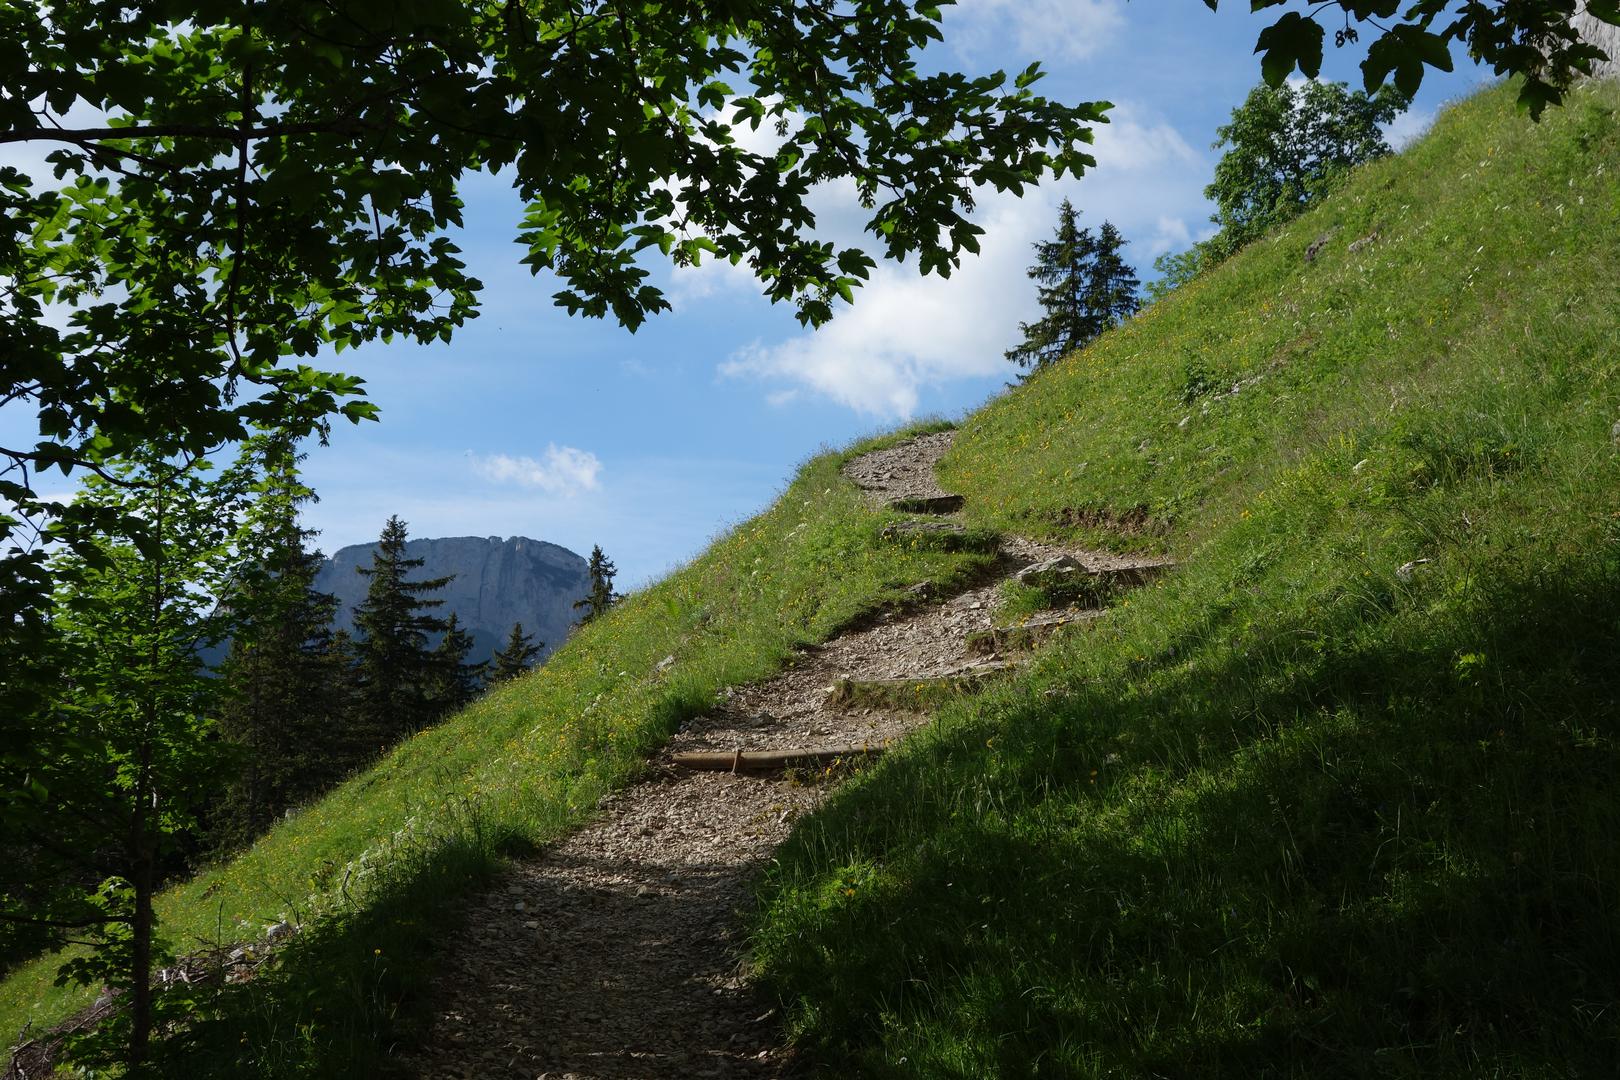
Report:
403,431,1168,1079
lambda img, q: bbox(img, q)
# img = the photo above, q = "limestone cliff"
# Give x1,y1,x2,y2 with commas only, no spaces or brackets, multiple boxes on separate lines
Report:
316,535,591,665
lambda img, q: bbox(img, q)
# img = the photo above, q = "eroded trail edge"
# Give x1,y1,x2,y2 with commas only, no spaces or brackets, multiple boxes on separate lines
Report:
404,432,1167,1079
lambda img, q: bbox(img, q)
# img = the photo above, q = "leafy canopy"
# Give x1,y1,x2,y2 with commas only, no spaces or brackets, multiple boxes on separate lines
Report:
1218,0,1620,117
1206,79,1404,260
0,0,1108,674
1149,79,1402,299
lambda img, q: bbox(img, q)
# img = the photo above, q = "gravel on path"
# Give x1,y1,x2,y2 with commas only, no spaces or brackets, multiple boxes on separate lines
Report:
401,431,1166,1079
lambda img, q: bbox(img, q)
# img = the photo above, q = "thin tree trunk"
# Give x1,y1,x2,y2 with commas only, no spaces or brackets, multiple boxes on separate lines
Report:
128,737,154,1067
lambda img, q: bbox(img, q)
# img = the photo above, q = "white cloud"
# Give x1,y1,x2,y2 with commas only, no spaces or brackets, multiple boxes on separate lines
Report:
719,190,1048,417
1090,106,1200,172
718,105,1207,417
945,0,1126,62
470,445,602,495
1385,105,1436,151
1147,215,1194,258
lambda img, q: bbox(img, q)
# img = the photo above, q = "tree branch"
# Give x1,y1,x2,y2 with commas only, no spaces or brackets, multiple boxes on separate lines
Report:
0,120,355,147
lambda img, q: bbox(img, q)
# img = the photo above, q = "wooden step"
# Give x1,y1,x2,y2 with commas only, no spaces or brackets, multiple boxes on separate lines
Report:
672,744,886,773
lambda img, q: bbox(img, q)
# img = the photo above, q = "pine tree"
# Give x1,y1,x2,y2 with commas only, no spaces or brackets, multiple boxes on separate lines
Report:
426,613,486,716
322,629,364,767
491,621,544,682
351,516,453,746
573,545,619,625
1006,202,1140,376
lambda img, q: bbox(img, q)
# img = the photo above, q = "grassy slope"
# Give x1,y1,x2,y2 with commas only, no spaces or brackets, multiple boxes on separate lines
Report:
0,425,1001,1072
4,77,1617,1079
752,81,1620,1077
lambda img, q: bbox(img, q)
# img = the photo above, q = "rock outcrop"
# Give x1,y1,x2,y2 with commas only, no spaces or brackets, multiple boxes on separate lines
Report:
1575,8,1620,79
316,535,591,664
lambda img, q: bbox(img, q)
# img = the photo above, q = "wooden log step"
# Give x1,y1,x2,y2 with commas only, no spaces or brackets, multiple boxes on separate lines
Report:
672,744,886,772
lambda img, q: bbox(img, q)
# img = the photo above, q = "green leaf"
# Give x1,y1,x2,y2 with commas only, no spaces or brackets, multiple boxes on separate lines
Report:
1255,13,1325,84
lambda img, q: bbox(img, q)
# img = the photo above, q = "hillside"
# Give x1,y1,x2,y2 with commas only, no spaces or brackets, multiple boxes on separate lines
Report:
754,79,1620,1075
4,77,1620,1076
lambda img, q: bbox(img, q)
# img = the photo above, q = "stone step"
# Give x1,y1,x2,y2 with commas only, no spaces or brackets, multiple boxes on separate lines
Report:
887,493,965,515
877,519,999,554
1013,555,1174,605
826,661,1021,711
964,610,1105,656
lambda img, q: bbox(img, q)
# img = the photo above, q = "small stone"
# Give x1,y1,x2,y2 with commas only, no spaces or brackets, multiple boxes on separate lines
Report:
513,901,527,912
263,921,294,943
656,654,676,672
1396,558,1432,582
1015,555,1082,587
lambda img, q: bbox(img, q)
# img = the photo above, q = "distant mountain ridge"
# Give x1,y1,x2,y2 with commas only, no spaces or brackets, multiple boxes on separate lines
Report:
315,535,591,666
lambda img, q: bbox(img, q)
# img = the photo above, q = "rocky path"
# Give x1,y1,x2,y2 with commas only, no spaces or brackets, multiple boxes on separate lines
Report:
403,433,1166,1079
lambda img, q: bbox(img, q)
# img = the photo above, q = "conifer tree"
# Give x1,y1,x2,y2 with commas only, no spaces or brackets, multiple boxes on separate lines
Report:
213,448,345,848
1,444,257,1069
351,516,452,746
491,622,544,682
1005,199,1097,374
573,546,619,625
1085,222,1142,331
1006,201,1140,376
426,613,487,717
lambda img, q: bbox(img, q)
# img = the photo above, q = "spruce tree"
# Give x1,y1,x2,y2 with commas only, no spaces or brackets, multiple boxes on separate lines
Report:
573,545,619,626
1004,199,1098,374
214,450,345,849
491,622,544,682
1006,202,1140,376
351,516,452,746
426,613,486,716
1086,221,1142,331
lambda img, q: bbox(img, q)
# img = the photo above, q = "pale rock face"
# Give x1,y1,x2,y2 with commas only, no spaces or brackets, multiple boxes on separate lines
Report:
1575,9,1620,79
317,535,592,664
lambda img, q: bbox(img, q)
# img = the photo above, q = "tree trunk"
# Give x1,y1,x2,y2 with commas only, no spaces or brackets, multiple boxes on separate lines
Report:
127,746,154,1068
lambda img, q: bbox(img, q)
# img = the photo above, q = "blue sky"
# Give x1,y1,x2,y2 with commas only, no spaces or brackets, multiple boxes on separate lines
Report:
6,4,1494,588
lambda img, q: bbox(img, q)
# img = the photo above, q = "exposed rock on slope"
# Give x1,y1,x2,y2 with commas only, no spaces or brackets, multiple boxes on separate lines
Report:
317,535,591,663
1572,6,1620,78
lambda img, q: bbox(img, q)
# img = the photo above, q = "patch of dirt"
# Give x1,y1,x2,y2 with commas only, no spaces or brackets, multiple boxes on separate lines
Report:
841,430,960,510
394,434,1171,1079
